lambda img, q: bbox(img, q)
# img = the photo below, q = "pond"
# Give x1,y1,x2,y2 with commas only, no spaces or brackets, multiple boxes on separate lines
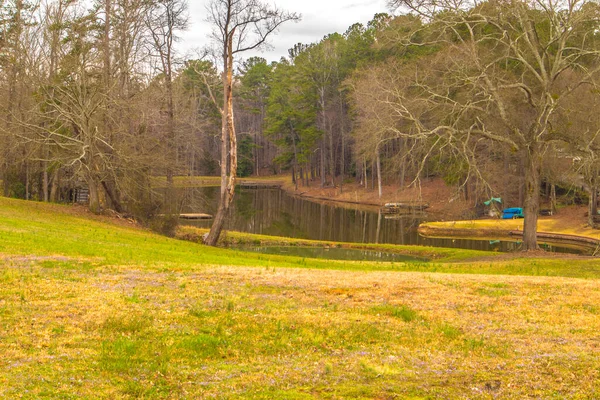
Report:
175,186,585,254
235,246,425,262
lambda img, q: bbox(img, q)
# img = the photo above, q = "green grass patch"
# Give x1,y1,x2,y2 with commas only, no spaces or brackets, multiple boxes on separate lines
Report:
178,333,224,358
438,323,463,339
1,197,600,278
371,304,420,322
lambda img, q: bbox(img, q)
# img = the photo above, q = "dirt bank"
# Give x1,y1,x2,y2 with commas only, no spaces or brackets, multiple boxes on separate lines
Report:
172,175,597,245
280,177,470,219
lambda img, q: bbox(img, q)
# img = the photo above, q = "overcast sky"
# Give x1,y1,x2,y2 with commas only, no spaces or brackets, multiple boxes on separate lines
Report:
180,0,388,63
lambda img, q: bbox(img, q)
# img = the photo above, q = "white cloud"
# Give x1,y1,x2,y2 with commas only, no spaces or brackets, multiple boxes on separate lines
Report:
181,0,386,62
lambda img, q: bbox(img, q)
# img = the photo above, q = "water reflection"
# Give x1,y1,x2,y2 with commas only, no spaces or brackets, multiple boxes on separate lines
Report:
236,246,425,262
180,187,422,245
178,187,582,254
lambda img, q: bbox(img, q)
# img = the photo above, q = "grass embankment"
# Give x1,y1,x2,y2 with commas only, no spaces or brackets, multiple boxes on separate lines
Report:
175,225,487,263
420,213,600,245
0,197,477,271
2,197,600,398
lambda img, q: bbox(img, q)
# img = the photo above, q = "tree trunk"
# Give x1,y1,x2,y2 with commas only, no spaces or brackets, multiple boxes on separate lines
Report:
521,146,541,251
88,175,101,214
518,154,525,207
101,180,124,213
399,138,406,190
3,164,9,197
319,87,327,187
339,101,345,194
291,127,298,190
364,158,368,189
589,187,597,228
362,211,367,243
503,150,509,205
375,210,381,244
304,164,309,187
371,159,375,191
205,33,237,246
50,169,60,202
45,1,60,203
328,125,335,187
43,160,49,202
25,162,29,200
550,184,556,214
320,141,325,188
588,171,598,228
376,147,382,199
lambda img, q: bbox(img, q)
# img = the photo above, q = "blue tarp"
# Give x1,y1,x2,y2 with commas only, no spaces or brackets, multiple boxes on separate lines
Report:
502,207,524,219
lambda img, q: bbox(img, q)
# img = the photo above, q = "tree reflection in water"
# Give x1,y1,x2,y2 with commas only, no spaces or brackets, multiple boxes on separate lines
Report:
177,187,580,254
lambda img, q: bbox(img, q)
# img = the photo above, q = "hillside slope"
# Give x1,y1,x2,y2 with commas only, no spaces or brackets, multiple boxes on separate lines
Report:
0,198,599,398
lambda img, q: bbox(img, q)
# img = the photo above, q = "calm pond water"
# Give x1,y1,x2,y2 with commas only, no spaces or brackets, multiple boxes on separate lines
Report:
176,186,584,254
235,246,425,262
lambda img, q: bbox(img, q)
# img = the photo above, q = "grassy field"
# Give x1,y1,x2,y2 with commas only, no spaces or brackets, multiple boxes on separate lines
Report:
1,197,600,398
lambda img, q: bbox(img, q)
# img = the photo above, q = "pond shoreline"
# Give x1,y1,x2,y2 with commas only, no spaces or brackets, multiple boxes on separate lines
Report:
175,225,493,262
168,175,598,255
164,174,466,218
262,182,600,255
419,219,600,254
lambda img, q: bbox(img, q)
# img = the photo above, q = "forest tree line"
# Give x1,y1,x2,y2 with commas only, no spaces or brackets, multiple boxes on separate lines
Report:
2,0,600,249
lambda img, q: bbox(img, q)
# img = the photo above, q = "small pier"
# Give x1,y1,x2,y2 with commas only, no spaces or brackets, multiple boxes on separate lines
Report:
239,181,283,189
179,213,213,220
381,202,429,214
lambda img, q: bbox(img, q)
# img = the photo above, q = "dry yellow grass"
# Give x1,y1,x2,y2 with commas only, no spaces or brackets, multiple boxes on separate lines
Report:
2,255,600,398
2,197,600,398
422,208,600,243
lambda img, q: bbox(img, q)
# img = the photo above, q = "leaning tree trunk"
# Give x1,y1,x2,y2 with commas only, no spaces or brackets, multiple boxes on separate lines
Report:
101,180,124,214
205,34,237,246
521,145,542,251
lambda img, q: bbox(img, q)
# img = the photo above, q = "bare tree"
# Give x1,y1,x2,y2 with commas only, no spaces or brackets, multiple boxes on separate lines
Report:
203,0,300,246
145,0,188,188
555,75,600,227
384,0,600,250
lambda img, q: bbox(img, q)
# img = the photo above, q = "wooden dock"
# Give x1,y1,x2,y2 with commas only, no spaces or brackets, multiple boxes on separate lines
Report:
239,181,283,189
381,202,429,214
179,213,213,220
384,213,427,220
